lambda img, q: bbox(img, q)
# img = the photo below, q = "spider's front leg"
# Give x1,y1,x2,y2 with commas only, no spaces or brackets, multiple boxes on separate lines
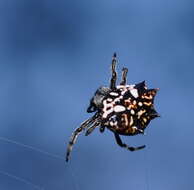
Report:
110,53,117,90
114,133,146,151
85,121,100,136
120,68,128,85
66,113,98,162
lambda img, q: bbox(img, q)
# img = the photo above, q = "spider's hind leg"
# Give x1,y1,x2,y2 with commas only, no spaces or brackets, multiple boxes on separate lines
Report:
110,53,118,90
114,133,145,151
66,114,98,162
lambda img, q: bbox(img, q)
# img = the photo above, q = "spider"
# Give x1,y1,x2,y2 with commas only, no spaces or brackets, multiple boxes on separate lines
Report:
66,53,159,162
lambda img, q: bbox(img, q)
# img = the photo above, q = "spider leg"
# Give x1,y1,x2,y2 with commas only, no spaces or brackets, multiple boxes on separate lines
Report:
114,133,146,151
110,53,117,90
85,121,100,136
66,113,99,162
120,68,128,85
99,126,105,133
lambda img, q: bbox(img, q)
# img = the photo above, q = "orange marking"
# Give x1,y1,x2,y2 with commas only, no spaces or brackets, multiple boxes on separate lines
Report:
143,95,153,100
142,117,147,123
137,110,146,119
132,127,137,134
130,116,133,126
123,114,129,127
143,102,152,106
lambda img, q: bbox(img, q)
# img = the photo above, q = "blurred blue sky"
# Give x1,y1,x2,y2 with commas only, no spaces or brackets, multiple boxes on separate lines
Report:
0,0,194,189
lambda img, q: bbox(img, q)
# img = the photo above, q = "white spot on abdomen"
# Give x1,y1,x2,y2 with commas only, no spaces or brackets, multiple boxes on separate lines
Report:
114,105,126,112
107,98,113,102
130,109,135,115
130,88,139,98
110,92,119,96
102,107,113,118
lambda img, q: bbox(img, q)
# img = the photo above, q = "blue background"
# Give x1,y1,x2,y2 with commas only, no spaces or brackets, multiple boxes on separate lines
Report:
0,0,194,189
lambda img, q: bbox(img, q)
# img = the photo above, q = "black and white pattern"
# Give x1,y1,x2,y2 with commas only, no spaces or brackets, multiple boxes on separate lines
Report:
66,53,159,162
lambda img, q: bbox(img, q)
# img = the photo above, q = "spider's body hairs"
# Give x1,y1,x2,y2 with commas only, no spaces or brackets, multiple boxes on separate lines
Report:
66,53,159,162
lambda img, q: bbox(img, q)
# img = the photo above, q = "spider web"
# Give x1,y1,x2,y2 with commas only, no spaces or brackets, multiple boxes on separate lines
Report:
0,136,79,190
0,135,150,190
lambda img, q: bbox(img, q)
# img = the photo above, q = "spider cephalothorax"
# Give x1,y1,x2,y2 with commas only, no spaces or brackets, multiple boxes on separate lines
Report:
66,53,159,162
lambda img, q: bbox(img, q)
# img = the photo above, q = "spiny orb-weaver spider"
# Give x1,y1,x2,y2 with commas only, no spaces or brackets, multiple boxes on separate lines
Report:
66,53,159,162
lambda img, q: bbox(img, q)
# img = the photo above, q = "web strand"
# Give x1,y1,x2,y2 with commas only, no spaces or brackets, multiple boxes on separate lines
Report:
0,137,65,161
0,136,79,190
0,170,44,190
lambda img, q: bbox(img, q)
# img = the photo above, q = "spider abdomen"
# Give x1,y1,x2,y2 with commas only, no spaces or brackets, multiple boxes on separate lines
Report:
102,82,159,136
